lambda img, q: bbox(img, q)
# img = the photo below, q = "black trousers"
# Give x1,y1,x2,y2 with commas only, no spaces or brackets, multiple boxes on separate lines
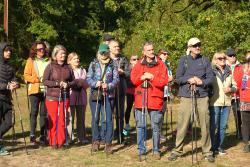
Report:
241,111,250,143
0,100,13,138
125,93,134,124
29,93,47,137
231,99,242,138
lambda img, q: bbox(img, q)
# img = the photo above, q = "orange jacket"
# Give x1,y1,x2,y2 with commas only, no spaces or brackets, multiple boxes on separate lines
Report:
24,57,48,95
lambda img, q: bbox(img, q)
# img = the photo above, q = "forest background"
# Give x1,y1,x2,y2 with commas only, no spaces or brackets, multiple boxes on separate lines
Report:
1,0,250,79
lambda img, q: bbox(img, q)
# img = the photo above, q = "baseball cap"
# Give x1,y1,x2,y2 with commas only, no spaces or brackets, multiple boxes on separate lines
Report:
98,44,109,54
187,37,201,47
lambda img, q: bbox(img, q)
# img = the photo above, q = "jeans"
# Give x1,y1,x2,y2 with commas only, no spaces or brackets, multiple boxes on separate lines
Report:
209,106,230,151
135,109,162,154
89,96,114,144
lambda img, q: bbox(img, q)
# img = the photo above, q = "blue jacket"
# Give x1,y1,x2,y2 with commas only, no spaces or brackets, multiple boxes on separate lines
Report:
176,54,214,98
86,58,119,98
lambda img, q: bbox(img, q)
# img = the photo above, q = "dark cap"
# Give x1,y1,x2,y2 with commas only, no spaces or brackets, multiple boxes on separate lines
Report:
226,48,236,56
103,34,114,42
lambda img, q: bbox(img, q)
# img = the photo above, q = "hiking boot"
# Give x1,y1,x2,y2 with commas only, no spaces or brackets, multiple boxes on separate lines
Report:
92,141,100,152
168,153,179,161
105,144,113,155
0,146,10,156
204,155,215,163
39,136,48,146
80,139,89,145
152,153,161,160
243,144,250,153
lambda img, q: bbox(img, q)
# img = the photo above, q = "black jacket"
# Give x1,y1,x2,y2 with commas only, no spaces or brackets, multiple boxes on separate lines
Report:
0,42,18,101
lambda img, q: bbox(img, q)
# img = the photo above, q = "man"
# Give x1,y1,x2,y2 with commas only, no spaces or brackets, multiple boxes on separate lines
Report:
0,43,19,155
103,34,114,45
131,42,168,160
168,37,215,162
226,48,242,139
109,40,129,144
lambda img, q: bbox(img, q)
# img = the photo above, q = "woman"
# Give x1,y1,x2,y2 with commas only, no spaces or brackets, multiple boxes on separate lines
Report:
24,41,50,145
67,52,89,144
209,52,237,155
86,43,119,154
43,45,76,148
234,50,250,153
124,55,138,131
157,49,173,141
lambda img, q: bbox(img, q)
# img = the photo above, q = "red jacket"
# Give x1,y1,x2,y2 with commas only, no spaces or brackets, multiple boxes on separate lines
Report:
234,64,250,102
131,57,168,110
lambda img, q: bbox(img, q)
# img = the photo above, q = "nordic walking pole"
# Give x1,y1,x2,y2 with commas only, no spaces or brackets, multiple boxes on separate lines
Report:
14,90,28,155
63,88,68,146
144,80,148,161
103,86,108,156
91,87,100,155
190,84,198,165
11,104,16,155
234,95,240,139
170,96,174,141
117,86,122,144
54,89,62,147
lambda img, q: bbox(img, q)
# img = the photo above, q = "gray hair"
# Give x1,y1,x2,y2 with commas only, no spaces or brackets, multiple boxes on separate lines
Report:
142,41,153,51
51,44,66,60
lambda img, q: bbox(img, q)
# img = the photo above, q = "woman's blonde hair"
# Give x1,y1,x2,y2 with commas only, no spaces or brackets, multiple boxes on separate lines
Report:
212,52,226,65
67,52,79,64
51,44,66,60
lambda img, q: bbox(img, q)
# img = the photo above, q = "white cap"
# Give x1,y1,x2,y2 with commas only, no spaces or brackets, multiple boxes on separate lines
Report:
187,37,201,47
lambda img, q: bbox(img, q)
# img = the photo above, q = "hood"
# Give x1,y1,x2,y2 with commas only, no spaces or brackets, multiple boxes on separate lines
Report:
0,42,10,63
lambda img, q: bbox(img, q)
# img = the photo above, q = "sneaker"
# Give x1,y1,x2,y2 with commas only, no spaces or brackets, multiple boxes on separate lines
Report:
30,136,38,145
160,134,166,141
168,153,179,161
105,144,113,155
243,144,250,153
0,146,10,156
125,124,131,131
92,141,100,152
204,155,215,163
152,153,161,160
218,148,227,155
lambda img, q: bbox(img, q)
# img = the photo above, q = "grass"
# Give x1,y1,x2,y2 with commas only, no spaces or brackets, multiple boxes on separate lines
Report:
0,85,249,167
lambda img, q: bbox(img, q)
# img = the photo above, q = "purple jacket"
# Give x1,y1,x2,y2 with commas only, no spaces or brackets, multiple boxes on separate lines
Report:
70,67,88,106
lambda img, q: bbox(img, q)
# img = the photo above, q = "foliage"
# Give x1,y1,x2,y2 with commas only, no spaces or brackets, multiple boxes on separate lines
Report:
0,0,250,78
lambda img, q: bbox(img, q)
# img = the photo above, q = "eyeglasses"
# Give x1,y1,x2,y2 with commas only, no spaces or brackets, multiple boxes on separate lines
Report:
192,43,201,48
131,58,139,61
227,54,236,57
217,57,226,61
36,48,45,52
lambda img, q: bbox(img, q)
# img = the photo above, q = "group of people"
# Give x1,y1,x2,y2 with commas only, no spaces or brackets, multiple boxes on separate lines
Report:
0,35,249,164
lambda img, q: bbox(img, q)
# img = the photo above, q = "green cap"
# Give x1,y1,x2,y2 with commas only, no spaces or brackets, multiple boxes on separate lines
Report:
98,44,109,54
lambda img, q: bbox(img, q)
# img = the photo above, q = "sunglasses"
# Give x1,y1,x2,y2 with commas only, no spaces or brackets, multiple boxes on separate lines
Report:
217,57,226,61
36,48,45,52
131,58,139,61
192,43,201,48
